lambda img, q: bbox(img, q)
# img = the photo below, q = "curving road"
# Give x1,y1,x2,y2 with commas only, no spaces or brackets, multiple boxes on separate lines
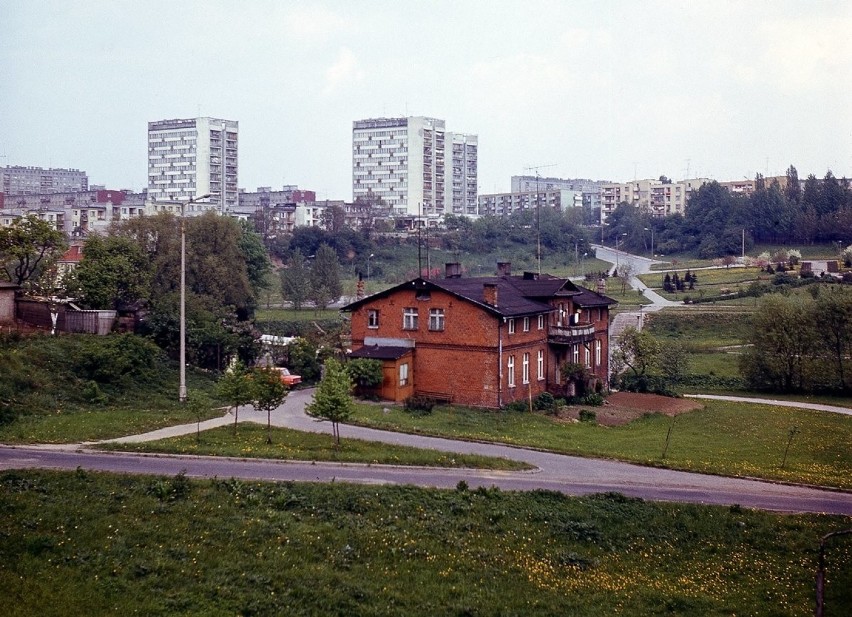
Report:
2,389,851,515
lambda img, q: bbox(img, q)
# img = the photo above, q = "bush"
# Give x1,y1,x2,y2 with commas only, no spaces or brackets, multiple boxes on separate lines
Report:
580,393,605,407
404,395,436,415
578,409,597,423
533,392,556,413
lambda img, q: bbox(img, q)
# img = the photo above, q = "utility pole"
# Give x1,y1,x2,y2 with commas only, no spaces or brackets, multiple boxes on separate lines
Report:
524,163,557,274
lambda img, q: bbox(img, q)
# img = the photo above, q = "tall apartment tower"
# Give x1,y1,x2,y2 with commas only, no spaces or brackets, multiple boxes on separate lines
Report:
2,166,88,195
352,116,477,219
147,117,238,213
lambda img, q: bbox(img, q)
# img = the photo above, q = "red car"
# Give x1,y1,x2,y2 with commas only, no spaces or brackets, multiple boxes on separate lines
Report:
276,367,302,386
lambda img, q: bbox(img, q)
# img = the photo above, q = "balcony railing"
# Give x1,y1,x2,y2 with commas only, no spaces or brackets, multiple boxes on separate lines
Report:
548,323,596,345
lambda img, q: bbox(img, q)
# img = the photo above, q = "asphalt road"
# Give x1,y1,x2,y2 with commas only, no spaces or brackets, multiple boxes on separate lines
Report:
2,389,850,515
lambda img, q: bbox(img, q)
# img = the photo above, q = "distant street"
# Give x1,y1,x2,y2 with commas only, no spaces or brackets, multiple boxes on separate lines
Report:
2,388,850,515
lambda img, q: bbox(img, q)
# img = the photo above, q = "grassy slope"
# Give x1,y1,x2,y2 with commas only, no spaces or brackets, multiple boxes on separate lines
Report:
2,470,849,616
347,400,852,489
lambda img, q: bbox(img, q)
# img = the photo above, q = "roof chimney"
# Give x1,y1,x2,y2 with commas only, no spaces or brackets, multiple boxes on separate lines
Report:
483,283,498,307
445,262,462,278
497,261,512,276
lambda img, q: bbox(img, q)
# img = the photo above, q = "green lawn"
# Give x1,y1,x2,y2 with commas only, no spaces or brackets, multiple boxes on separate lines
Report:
346,399,852,489
100,423,530,470
2,470,849,616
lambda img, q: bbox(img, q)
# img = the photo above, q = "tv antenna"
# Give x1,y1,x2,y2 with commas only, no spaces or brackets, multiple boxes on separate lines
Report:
524,163,557,274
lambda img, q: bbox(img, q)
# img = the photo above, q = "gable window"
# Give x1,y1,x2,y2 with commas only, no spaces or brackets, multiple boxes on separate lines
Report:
399,362,409,386
538,314,545,330
507,355,516,388
508,318,515,334
522,353,530,384
403,307,418,330
367,309,379,329
537,350,544,380
523,316,530,332
428,308,445,331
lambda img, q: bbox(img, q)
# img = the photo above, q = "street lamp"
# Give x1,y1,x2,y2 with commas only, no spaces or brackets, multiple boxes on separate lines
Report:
615,232,627,267
179,193,211,403
367,253,375,280
644,226,654,258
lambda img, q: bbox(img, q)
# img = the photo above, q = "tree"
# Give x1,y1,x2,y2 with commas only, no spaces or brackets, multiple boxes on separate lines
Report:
280,250,311,310
73,235,151,309
237,220,271,297
215,362,255,434
251,366,289,443
813,292,852,392
614,326,661,379
346,358,383,392
616,263,634,294
0,214,67,286
658,340,690,384
311,243,342,305
305,358,353,447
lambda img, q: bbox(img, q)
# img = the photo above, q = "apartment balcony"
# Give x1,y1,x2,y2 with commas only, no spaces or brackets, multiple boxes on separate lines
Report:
548,323,596,345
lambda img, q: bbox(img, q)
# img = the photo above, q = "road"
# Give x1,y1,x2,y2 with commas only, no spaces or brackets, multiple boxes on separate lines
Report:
2,388,850,515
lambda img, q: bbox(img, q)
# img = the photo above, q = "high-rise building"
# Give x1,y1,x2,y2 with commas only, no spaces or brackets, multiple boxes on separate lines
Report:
1,166,88,195
352,116,477,219
147,117,238,213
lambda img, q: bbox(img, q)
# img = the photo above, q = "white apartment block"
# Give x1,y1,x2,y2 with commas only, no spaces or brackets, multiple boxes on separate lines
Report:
352,116,477,220
147,117,238,213
477,189,583,217
599,178,710,223
2,166,88,195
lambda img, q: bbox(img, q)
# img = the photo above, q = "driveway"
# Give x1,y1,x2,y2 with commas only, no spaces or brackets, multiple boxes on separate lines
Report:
3,388,851,515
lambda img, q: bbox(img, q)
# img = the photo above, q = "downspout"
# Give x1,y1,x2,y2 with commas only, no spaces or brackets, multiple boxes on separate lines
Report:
497,319,503,408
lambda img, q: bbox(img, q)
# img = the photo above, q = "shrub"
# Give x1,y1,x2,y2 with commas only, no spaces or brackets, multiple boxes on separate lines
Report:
503,400,529,413
533,392,556,413
580,393,605,407
404,395,436,415
578,409,597,423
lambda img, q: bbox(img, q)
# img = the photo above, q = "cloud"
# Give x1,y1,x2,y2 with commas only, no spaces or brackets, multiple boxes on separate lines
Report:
324,47,364,95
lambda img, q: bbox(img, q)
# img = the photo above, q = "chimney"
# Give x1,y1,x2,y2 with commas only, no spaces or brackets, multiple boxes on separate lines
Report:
445,262,462,278
483,283,498,307
497,261,512,276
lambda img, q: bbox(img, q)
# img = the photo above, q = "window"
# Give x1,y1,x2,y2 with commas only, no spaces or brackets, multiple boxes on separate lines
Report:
367,310,379,329
399,362,409,386
595,340,602,366
428,308,445,331
403,308,418,330
522,353,530,384
523,317,530,332
508,318,515,334
538,314,545,330
573,345,579,364
585,347,591,368
507,355,516,387
537,350,544,380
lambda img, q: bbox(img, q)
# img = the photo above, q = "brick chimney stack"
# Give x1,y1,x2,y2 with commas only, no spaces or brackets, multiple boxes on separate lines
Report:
445,262,462,278
497,262,512,276
483,283,498,306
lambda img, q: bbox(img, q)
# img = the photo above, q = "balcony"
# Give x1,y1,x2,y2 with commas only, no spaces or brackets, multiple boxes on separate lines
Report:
548,323,596,345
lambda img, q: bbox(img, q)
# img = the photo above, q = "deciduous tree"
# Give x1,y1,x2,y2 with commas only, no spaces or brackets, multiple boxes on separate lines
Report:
305,358,353,447
0,215,67,286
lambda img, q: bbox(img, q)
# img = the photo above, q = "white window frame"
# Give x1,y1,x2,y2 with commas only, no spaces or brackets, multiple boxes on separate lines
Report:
537,350,544,380
403,307,418,330
523,316,530,332
367,309,379,329
399,362,409,386
508,318,515,334
595,340,602,366
507,355,516,388
537,314,545,330
428,308,445,331
585,346,591,368
522,352,530,384
573,344,579,364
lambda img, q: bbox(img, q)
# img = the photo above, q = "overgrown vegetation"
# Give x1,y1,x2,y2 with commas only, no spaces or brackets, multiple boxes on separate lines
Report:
2,470,849,616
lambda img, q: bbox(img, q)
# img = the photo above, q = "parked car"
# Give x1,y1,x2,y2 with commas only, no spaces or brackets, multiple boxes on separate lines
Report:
275,367,302,386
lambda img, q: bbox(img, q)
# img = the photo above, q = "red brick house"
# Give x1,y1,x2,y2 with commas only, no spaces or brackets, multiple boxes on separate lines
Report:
343,263,616,408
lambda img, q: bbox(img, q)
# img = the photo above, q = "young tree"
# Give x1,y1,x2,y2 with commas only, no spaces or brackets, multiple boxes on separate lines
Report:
311,243,342,304
658,340,691,384
0,214,67,286
215,362,254,434
251,366,289,443
813,292,852,392
614,326,661,379
305,358,353,448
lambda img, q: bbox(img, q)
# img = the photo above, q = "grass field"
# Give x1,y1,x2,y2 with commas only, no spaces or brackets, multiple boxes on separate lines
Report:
346,399,852,489
100,423,530,470
2,470,849,616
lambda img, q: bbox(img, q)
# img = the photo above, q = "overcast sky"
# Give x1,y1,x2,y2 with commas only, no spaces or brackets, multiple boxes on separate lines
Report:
1,0,850,199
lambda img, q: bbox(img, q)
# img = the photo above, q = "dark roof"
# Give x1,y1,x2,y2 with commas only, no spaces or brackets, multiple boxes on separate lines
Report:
349,345,413,360
342,273,612,318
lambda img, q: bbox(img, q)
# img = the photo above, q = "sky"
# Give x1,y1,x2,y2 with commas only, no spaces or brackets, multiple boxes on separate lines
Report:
1,0,850,199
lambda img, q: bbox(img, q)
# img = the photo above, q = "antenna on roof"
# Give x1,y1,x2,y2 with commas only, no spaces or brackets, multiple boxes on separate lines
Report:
524,163,557,274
